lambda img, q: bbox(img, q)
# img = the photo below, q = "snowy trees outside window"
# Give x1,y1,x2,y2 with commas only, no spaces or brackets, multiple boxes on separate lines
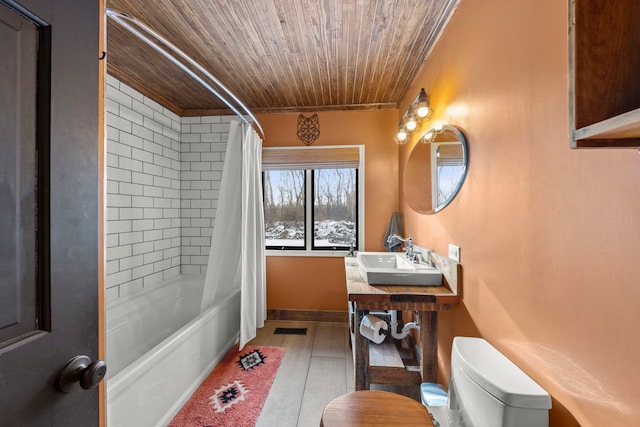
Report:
264,168,357,250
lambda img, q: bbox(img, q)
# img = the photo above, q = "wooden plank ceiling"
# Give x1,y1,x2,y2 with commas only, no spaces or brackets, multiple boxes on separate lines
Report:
106,0,458,116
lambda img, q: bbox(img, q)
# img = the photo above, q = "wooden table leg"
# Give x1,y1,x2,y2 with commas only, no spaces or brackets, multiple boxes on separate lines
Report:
354,307,370,390
420,311,438,383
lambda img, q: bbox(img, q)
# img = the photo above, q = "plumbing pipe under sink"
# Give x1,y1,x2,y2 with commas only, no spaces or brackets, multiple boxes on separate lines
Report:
389,310,418,340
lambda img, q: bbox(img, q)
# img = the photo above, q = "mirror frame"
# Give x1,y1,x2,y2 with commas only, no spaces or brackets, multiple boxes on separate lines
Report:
403,124,468,214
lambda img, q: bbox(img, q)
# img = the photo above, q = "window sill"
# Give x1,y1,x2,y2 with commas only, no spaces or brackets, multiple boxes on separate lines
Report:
266,249,353,258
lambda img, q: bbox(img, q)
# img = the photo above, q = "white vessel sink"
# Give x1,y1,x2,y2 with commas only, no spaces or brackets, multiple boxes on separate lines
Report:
356,252,443,286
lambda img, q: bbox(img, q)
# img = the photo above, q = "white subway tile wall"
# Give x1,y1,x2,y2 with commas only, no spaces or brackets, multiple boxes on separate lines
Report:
105,76,229,301
180,116,229,275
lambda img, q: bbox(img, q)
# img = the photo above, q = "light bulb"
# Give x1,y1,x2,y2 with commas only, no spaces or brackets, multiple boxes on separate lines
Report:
421,131,433,143
415,88,431,118
394,130,408,144
416,106,430,118
405,118,418,131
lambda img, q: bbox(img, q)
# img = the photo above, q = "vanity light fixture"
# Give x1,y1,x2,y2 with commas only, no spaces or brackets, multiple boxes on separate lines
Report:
420,122,446,144
394,88,433,144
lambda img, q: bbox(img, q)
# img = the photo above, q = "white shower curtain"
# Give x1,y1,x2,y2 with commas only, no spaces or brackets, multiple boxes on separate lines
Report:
200,120,266,349
240,122,266,348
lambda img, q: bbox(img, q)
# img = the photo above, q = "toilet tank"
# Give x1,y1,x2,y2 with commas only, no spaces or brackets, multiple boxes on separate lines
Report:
449,337,551,427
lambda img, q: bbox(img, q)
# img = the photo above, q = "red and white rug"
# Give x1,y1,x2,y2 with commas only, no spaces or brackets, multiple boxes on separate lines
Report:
169,345,285,426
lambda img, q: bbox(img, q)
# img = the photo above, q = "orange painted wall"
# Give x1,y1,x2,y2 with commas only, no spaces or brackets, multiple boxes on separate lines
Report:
256,110,399,311
398,0,640,426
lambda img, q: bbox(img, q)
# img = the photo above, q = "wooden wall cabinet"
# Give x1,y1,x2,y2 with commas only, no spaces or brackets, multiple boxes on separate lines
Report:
569,0,640,148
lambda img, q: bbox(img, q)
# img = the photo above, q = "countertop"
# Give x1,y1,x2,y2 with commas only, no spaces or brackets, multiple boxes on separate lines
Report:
344,253,460,310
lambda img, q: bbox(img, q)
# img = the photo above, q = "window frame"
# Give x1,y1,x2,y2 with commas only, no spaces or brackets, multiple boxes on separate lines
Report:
263,169,307,251
264,145,365,257
310,168,358,251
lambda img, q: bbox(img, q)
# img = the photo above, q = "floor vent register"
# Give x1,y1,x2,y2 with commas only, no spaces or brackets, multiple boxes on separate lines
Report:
273,328,308,335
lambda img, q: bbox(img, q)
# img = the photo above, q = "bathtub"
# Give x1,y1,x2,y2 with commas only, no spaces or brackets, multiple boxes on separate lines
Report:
105,275,240,427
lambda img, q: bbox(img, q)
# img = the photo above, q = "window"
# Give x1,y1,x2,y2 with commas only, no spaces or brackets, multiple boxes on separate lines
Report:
263,169,306,248
312,168,357,249
263,146,364,255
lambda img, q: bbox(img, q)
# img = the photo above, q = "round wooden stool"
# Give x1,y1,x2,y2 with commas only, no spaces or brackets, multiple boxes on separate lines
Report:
320,390,434,427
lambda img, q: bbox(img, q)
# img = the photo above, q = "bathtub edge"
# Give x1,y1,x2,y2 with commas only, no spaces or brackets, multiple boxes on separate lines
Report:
106,287,241,427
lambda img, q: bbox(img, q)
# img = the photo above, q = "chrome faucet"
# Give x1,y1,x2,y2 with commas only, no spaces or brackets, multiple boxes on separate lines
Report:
387,234,413,259
348,239,356,257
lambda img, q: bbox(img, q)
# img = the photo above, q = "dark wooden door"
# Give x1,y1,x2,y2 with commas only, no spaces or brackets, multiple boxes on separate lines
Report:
0,0,101,425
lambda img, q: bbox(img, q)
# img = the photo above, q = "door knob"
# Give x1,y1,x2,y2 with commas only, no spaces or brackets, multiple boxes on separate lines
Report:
57,355,107,393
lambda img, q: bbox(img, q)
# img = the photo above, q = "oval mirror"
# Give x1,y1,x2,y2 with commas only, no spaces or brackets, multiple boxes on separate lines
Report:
403,124,468,214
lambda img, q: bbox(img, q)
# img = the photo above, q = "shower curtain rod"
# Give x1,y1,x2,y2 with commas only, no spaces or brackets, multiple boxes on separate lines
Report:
105,8,265,139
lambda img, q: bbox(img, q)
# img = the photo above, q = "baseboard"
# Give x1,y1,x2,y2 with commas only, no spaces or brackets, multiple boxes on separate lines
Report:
267,309,348,323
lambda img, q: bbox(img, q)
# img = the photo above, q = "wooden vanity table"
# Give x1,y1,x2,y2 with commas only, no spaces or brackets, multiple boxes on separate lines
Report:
345,251,460,390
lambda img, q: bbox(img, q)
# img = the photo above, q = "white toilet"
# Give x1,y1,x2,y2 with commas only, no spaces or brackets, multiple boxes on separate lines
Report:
421,337,551,427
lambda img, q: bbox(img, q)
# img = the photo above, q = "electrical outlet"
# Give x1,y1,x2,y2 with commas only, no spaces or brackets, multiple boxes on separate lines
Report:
448,244,461,263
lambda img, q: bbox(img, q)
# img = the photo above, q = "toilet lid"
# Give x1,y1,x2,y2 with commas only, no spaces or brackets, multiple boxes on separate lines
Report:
453,337,552,410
